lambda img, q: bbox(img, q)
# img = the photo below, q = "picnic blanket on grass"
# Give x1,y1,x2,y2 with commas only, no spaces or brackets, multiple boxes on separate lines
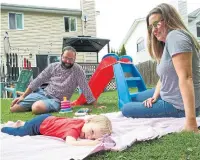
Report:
1,112,200,160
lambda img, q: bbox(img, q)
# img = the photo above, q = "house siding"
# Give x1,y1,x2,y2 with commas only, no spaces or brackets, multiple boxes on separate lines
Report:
81,0,97,36
1,10,83,67
125,21,151,64
178,0,188,26
169,0,188,26
1,0,97,69
188,14,200,40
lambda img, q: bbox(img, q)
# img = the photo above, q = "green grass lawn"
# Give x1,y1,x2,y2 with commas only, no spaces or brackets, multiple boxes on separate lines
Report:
1,90,200,160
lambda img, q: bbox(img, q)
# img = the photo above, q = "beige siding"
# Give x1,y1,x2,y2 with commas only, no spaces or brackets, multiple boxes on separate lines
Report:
84,52,97,63
1,1,98,67
76,53,85,62
76,52,97,63
81,0,96,36
1,10,82,57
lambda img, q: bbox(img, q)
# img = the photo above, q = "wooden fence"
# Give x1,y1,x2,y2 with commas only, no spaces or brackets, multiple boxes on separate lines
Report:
79,61,159,89
136,60,159,86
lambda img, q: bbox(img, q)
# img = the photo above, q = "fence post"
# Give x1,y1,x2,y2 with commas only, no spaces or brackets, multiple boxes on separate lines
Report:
136,60,159,86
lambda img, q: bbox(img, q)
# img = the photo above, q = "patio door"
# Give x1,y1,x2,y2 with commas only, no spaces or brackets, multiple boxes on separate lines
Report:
36,55,48,73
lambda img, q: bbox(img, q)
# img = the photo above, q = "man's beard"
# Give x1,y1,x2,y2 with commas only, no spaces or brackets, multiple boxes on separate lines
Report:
61,61,74,69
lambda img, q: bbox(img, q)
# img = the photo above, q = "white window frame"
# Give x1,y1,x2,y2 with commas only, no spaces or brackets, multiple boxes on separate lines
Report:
136,37,145,52
63,16,77,32
8,12,24,30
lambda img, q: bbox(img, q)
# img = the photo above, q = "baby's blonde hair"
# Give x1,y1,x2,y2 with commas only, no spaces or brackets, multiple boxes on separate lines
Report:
88,115,112,135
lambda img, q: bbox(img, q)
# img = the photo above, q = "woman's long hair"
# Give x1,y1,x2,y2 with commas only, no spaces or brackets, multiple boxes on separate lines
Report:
146,3,200,62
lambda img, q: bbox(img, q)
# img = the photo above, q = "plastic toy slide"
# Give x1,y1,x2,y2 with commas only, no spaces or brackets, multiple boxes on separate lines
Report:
71,56,118,106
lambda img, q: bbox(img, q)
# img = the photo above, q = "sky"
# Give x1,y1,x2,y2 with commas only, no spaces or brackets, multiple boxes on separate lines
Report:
1,0,200,59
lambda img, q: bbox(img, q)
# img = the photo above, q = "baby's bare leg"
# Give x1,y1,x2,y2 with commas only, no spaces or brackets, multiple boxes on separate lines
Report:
5,120,25,128
14,120,25,127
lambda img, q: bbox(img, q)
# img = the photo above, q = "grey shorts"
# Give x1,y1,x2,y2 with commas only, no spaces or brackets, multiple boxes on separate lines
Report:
18,89,60,112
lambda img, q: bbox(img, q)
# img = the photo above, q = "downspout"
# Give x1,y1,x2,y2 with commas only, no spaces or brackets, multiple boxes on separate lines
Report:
107,42,110,53
97,52,99,63
80,0,85,35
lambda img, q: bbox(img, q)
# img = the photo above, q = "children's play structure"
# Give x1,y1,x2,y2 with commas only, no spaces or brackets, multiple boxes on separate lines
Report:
71,53,147,109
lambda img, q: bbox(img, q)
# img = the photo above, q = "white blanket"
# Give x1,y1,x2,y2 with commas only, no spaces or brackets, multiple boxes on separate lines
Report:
1,112,200,160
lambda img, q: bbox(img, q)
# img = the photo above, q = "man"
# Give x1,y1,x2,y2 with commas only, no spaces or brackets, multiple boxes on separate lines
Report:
10,46,97,114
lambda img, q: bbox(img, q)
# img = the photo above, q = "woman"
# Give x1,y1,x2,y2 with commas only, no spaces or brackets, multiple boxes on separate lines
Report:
121,3,200,133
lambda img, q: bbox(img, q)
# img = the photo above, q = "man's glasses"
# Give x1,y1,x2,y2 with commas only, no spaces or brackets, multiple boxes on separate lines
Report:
148,19,164,32
62,57,75,63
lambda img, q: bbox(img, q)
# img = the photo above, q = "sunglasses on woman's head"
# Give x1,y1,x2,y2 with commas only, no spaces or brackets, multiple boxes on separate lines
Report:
148,19,164,32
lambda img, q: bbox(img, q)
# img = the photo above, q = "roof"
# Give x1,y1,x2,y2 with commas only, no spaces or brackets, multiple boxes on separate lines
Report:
63,36,110,53
1,3,82,15
188,8,200,22
119,18,145,49
188,8,200,18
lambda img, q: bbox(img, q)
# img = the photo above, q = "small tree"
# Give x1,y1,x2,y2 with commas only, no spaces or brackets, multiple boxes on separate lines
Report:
119,44,126,56
110,48,115,53
116,50,120,55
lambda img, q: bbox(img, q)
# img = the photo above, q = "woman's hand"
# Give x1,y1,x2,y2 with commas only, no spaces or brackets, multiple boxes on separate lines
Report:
183,119,200,133
143,97,157,108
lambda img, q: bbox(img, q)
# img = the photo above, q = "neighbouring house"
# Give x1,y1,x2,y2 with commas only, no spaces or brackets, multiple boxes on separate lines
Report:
0,0,103,73
119,1,200,64
119,18,151,65
188,8,200,41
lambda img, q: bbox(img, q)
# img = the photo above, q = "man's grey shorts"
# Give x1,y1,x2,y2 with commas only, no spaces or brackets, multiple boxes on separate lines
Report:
18,88,60,112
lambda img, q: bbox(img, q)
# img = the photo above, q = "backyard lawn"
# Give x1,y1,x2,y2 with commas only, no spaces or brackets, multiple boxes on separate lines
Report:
1,90,200,160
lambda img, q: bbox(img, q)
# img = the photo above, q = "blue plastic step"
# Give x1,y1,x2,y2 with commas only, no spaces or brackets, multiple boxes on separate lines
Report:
125,77,141,81
125,77,142,88
130,93,138,98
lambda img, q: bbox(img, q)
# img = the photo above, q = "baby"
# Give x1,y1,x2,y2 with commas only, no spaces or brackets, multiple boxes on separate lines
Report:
1,114,112,146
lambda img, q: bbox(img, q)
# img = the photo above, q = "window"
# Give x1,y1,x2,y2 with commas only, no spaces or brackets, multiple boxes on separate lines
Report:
197,27,200,37
137,37,145,52
48,55,61,64
64,17,77,32
197,22,200,38
9,13,23,30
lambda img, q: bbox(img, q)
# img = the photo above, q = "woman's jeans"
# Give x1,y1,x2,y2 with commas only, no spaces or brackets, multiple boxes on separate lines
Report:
121,88,200,118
